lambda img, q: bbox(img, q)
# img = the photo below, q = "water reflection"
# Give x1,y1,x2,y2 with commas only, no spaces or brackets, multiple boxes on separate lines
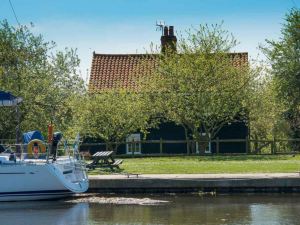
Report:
0,201,89,225
86,194,300,225
87,195,252,225
0,194,300,225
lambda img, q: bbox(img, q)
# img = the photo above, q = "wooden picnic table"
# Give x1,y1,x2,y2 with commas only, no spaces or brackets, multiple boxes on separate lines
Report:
87,151,122,170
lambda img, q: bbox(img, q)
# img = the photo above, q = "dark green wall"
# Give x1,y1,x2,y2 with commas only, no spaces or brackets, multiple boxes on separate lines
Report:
81,121,248,155
142,122,187,154
211,122,248,153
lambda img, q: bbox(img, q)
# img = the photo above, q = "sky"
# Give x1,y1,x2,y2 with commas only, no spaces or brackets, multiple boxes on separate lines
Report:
0,0,298,81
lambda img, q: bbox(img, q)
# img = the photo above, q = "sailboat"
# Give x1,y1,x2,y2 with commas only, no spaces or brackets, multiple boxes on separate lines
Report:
0,131,89,201
0,90,88,201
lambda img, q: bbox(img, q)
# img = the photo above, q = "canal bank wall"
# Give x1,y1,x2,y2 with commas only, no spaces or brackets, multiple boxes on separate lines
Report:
88,173,300,193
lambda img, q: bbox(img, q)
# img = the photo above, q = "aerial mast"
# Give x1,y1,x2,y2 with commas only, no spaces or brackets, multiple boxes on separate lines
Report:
156,20,166,35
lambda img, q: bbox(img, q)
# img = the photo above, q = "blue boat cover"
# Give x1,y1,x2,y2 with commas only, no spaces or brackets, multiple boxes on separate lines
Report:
0,91,14,100
0,91,22,106
23,131,45,144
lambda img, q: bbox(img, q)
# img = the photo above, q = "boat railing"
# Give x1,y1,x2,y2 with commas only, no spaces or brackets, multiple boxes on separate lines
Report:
0,142,88,182
0,143,48,162
0,141,85,164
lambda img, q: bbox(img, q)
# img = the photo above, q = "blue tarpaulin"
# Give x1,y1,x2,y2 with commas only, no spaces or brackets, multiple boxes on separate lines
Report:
0,91,22,106
23,131,45,144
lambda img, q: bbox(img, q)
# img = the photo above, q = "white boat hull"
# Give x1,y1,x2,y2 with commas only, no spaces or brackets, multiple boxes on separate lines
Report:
0,158,89,201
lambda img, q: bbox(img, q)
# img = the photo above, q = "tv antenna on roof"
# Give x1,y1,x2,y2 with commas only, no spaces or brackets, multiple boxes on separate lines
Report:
156,20,165,35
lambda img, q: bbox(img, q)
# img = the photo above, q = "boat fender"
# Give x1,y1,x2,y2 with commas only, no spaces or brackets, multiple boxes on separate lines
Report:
27,139,46,157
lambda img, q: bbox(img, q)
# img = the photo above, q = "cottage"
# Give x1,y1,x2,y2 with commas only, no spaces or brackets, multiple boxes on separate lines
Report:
88,26,249,155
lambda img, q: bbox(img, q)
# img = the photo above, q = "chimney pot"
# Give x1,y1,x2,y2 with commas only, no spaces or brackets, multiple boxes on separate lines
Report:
169,26,174,36
163,26,168,36
161,25,177,53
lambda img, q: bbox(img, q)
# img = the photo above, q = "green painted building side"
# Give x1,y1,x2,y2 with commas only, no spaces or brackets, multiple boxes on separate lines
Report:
82,121,248,155
210,122,248,153
132,122,247,154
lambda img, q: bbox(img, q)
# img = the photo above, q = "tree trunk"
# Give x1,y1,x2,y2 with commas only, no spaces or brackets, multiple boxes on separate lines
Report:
196,132,209,155
113,145,119,154
183,125,190,155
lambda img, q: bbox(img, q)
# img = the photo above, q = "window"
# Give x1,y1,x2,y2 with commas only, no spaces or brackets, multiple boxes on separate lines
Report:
126,133,141,154
196,133,212,154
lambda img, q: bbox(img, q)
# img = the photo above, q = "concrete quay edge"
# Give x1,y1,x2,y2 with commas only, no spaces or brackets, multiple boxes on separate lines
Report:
88,173,300,193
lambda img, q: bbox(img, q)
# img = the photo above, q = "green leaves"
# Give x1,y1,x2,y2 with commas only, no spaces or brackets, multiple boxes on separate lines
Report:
260,8,300,141
141,23,253,153
262,9,300,107
248,72,288,139
0,20,84,139
70,90,160,150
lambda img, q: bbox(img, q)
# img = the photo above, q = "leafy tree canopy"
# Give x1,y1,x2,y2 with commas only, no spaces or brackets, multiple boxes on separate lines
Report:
262,8,300,106
70,90,160,151
261,8,300,142
141,23,256,154
0,20,84,139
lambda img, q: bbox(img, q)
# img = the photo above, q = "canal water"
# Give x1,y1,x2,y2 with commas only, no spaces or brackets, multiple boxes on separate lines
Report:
1,194,300,225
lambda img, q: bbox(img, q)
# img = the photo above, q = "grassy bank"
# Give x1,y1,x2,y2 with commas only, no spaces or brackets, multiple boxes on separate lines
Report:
87,155,300,175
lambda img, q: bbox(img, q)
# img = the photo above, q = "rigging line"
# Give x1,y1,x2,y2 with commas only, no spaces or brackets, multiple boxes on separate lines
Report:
8,0,21,26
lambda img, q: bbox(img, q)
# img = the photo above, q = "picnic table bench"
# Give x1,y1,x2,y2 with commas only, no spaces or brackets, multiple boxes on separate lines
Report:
87,151,123,170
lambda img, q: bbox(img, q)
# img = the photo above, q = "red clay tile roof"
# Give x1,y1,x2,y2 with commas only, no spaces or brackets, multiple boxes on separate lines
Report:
89,53,157,92
89,52,248,92
228,52,249,67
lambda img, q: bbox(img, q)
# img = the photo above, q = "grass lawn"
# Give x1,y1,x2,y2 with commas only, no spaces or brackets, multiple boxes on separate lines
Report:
87,155,300,175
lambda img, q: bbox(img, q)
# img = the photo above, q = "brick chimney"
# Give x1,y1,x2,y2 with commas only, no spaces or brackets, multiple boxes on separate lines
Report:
161,26,177,53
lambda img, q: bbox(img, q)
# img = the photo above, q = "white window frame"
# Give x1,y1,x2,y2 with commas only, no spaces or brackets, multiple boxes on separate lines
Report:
196,133,212,154
126,133,141,154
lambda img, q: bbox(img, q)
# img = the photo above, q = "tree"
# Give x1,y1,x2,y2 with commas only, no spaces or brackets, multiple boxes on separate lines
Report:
70,90,159,152
262,8,300,146
247,70,289,152
141,23,255,154
0,20,84,139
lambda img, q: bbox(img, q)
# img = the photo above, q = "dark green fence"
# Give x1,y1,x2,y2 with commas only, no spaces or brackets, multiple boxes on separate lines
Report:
79,138,300,156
